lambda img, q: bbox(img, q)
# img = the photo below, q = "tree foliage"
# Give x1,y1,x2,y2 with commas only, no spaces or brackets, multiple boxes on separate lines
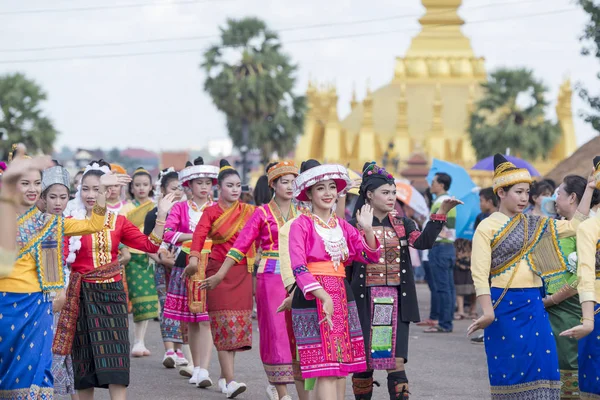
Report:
0,73,58,159
201,17,305,162
577,0,600,133
468,68,561,161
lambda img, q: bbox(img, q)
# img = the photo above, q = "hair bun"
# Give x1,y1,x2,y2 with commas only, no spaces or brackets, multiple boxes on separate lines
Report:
185,161,193,167
219,159,232,169
193,157,204,166
300,159,320,173
593,156,600,170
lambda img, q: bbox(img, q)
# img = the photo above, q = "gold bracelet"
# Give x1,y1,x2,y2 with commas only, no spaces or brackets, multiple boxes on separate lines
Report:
155,219,166,226
581,317,595,323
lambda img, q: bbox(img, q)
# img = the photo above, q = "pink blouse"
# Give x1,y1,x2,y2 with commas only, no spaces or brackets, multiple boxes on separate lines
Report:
288,214,379,299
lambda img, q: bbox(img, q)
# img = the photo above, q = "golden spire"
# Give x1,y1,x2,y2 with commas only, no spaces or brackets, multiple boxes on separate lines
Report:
406,0,475,58
363,80,374,128
350,83,358,110
431,83,444,136
396,84,409,135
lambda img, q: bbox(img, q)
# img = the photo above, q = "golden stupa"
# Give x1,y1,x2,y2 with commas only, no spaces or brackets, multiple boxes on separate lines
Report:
294,0,576,186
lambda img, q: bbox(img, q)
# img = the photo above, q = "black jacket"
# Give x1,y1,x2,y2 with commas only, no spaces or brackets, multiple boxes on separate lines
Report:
347,215,444,323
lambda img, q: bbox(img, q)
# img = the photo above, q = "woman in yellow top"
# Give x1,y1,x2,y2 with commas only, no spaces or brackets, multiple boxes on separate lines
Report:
467,154,594,400
0,150,127,400
561,156,600,398
120,167,158,357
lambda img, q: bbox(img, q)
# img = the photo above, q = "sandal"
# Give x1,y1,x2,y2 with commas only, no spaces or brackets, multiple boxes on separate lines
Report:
454,313,467,320
415,319,437,327
424,325,452,333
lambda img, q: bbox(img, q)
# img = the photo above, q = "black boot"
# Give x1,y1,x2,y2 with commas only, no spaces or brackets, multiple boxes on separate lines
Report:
352,371,379,400
387,371,410,400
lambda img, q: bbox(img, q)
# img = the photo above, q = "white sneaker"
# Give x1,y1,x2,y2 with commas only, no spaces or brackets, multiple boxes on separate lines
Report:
179,365,193,378
226,381,247,399
162,351,177,369
189,368,201,385
218,378,227,394
195,368,212,389
175,350,189,367
266,384,279,400
280,396,292,400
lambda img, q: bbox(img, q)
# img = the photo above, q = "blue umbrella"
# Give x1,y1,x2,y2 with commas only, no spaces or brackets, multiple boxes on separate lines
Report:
426,159,480,240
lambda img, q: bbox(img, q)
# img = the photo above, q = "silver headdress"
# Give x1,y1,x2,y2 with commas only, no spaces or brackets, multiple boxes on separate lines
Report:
42,166,71,192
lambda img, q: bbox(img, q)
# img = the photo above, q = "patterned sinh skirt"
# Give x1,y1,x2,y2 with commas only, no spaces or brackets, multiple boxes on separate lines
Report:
484,287,561,400
256,271,294,385
547,295,581,399
0,292,54,400
206,258,252,351
292,275,367,379
164,259,209,323
154,262,182,343
52,313,76,395
73,281,130,390
578,304,600,399
125,253,158,322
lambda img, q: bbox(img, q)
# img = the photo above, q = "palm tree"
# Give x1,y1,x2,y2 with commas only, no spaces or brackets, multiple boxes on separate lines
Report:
201,17,305,182
468,68,561,161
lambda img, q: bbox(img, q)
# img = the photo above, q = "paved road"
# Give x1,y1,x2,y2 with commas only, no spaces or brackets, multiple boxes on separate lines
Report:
58,284,490,399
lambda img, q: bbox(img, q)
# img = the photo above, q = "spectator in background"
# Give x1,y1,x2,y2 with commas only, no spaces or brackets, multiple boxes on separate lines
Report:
424,173,457,333
526,180,554,216
475,187,498,230
417,187,438,326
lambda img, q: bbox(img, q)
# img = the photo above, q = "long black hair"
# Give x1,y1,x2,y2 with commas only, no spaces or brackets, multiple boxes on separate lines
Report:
158,168,179,193
254,162,278,206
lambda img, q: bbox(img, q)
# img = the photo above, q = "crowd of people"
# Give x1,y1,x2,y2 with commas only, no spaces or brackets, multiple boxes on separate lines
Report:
0,144,599,400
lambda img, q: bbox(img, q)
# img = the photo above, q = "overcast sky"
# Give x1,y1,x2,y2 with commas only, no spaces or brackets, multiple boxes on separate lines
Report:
0,0,597,152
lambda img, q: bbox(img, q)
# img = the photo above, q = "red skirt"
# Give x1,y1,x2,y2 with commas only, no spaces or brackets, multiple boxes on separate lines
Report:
206,258,253,351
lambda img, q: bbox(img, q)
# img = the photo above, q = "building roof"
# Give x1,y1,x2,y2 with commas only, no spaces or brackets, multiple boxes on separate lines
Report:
544,136,600,183
121,148,158,160
160,151,189,171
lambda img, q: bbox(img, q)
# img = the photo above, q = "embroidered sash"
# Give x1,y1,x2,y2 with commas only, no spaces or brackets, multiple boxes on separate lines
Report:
52,261,122,355
17,207,65,294
210,201,256,271
124,200,155,228
595,241,600,279
491,214,568,279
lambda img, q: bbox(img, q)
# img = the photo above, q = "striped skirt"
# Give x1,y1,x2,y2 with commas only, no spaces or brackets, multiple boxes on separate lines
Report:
52,312,76,395
485,287,560,399
125,253,158,322
291,275,366,379
0,292,54,400
164,264,209,323
579,305,600,399
72,281,130,390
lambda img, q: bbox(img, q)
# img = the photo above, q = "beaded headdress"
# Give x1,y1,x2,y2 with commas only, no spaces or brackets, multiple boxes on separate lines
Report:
179,165,219,186
267,161,298,185
492,154,532,194
42,166,71,192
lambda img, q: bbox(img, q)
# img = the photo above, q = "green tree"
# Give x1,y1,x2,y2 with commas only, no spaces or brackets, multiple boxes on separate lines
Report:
201,17,305,182
468,68,561,160
577,0,600,133
0,73,58,159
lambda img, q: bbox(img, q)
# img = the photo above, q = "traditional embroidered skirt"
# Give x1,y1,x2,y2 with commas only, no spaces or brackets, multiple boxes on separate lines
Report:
547,295,581,399
72,281,130,390
0,292,54,400
256,271,294,385
52,313,76,395
164,263,209,324
578,304,600,399
154,263,183,343
292,275,366,379
206,258,252,351
125,253,158,322
357,286,408,370
484,287,561,399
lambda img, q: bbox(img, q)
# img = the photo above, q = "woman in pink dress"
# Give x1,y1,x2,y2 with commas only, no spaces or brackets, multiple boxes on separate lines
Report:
280,160,380,400
163,158,219,388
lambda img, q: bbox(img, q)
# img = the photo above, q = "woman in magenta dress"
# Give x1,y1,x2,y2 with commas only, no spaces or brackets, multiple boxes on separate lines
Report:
220,161,299,400
280,160,380,400
163,158,219,387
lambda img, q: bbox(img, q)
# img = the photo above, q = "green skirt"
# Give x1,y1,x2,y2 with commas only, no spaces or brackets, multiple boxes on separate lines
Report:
547,295,581,399
125,253,159,322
